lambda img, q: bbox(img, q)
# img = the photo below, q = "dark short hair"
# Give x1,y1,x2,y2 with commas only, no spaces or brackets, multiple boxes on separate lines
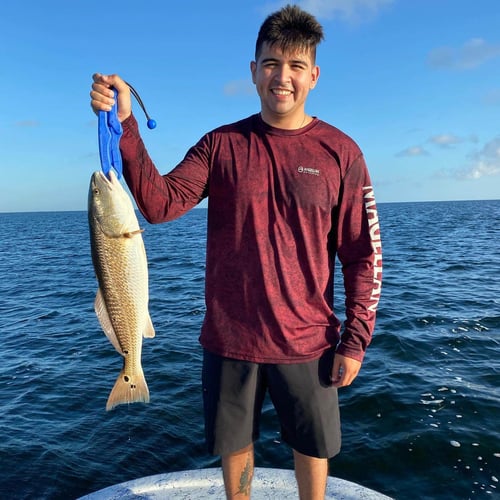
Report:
255,4,324,62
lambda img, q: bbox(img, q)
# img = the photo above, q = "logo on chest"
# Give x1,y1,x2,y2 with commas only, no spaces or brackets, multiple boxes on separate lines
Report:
297,165,320,176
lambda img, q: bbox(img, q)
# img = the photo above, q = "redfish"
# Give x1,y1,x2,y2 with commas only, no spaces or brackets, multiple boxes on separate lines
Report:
88,170,155,411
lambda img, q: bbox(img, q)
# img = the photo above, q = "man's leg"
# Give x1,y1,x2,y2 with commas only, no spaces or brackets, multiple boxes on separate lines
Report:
202,351,264,498
293,449,328,500
267,351,340,499
222,443,254,499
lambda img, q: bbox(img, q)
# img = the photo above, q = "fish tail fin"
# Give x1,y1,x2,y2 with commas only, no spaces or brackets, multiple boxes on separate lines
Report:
106,368,150,411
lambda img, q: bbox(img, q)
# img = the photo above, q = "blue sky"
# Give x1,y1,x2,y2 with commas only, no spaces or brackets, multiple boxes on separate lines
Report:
1,0,499,212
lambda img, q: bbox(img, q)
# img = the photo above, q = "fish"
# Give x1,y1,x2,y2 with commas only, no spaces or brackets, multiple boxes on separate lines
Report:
88,170,155,411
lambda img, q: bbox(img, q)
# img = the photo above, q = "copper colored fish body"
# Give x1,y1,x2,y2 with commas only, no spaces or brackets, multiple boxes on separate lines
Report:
88,170,155,410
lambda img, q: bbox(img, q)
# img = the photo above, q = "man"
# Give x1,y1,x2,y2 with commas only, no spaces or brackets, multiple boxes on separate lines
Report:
90,5,382,499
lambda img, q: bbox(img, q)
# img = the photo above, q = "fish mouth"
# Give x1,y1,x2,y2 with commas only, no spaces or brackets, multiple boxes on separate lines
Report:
92,170,118,192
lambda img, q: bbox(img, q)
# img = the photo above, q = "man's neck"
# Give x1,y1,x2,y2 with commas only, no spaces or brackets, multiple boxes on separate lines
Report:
260,111,310,130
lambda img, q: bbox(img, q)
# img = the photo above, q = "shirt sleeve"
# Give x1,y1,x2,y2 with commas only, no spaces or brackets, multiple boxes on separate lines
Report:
334,154,383,362
119,113,210,223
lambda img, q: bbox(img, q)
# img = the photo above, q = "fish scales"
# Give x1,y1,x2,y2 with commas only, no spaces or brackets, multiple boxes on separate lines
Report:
88,170,155,411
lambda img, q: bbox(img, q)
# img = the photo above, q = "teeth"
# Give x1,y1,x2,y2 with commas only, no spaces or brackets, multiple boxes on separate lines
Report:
273,89,292,95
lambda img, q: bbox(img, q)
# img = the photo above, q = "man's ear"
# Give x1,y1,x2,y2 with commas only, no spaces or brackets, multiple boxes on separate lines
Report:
310,65,320,89
250,61,257,84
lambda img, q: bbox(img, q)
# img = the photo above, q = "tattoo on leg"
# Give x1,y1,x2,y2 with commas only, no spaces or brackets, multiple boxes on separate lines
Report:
236,454,252,496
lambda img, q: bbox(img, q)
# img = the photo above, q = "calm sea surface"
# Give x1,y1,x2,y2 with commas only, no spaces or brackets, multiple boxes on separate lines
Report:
1,200,499,499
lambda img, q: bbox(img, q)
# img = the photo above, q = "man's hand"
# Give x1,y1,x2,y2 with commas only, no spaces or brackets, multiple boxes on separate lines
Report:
331,353,361,388
90,73,132,123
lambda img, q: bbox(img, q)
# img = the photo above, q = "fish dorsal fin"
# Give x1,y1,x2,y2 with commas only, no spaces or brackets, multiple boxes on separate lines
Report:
143,314,155,339
94,288,122,354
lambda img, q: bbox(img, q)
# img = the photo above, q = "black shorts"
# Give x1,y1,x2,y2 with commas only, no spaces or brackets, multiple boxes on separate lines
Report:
202,348,341,459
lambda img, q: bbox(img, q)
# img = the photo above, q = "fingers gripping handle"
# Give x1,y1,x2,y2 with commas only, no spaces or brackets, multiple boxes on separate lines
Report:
97,84,156,179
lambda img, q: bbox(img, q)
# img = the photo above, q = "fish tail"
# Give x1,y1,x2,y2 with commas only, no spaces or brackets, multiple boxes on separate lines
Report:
106,368,150,411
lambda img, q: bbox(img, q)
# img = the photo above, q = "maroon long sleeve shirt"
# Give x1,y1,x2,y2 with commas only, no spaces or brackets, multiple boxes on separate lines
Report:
120,113,382,363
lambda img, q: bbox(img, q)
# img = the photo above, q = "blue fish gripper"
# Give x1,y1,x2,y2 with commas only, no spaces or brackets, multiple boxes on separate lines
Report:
98,89,123,179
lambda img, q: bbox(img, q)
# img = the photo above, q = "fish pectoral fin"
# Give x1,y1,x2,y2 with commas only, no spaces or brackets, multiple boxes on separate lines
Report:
94,288,122,354
123,229,144,238
143,314,155,339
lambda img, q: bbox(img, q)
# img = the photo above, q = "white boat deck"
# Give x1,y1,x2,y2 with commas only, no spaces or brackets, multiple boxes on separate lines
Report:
80,467,393,499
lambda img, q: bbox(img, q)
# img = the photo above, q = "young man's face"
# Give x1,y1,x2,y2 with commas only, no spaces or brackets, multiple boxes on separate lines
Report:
251,42,320,129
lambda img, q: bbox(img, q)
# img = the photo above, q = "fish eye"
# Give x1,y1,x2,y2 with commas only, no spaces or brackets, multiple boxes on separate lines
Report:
93,188,100,195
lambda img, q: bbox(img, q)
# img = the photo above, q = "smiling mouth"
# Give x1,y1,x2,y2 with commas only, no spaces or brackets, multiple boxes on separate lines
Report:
272,89,293,96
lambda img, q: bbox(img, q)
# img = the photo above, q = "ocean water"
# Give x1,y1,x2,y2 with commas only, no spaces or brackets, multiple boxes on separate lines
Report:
1,199,499,500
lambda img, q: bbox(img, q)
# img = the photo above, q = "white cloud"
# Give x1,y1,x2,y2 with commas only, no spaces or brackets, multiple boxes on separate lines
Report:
263,0,393,22
298,0,394,21
463,162,500,179
431,136,500,180
427,38,500,70
429,134,463,148
396,146,429,157
397,134,480,162
429,134,478,148
460,136,500,179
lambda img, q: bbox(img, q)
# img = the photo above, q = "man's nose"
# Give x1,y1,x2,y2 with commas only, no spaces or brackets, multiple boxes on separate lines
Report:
274,65,291,84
